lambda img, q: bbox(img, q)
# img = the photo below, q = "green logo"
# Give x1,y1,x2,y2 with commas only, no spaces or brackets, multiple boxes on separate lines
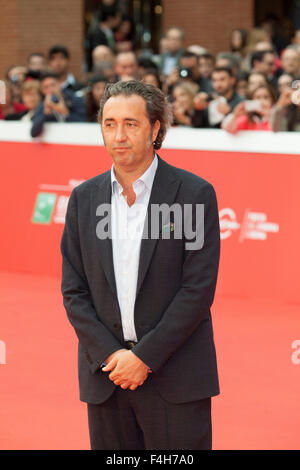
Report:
32,192,57,224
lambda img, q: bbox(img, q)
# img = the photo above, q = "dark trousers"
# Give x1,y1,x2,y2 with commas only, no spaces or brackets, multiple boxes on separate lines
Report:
87,377,212,450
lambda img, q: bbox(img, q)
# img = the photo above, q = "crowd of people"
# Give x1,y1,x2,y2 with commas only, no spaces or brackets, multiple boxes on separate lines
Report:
2,2,300,136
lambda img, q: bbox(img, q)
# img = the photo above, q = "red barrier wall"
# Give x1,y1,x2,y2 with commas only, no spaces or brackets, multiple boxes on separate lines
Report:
1,134,299,302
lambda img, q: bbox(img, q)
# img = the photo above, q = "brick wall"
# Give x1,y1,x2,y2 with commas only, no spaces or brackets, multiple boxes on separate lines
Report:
162,0,254,55
0,0,84,80
0,0,19,75
0,0,255,80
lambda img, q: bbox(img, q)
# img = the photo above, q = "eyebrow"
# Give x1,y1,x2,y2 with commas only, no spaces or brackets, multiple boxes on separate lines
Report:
104,118,139,123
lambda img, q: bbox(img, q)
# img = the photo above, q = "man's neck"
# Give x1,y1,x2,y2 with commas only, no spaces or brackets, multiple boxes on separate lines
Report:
113,153,155,190
221,88,234,101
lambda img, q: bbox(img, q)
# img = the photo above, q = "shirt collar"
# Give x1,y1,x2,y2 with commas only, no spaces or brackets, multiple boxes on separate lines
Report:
111,154,158,194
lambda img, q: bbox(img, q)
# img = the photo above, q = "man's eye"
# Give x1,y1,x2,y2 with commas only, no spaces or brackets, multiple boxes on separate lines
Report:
127,122,136,127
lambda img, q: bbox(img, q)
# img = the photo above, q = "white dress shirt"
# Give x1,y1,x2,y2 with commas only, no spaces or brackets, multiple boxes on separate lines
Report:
110,154,158,341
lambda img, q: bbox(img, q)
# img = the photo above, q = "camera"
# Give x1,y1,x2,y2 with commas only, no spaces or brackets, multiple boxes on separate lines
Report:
51,95,59,104
179,67,193,79
244,100,262,112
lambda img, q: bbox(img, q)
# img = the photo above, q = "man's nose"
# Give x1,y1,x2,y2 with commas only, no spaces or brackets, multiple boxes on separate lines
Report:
115,125,127,142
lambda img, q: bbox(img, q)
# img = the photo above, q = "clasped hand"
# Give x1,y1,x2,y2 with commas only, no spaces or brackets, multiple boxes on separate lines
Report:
102,349,151,391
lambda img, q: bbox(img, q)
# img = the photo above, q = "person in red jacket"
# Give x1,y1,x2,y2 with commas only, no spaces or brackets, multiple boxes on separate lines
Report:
222,83,277,133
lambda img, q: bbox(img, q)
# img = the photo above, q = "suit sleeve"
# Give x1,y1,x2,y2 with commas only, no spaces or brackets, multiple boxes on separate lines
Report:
132,182,220,373
61,188,124,374
30,102,56,138
65,96,87,123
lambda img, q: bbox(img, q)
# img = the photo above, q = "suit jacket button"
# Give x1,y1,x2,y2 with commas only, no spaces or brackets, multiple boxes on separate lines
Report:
113,323,121,330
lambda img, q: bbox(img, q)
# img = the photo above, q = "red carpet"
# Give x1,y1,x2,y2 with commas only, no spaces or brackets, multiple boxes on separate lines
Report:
0,270,299,450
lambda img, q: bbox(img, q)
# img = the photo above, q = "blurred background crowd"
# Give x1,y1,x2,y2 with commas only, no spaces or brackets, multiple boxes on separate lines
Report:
2,0,300,136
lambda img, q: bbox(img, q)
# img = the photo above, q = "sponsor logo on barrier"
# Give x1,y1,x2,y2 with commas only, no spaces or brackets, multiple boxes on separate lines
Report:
31,179,84,225
220,208,279,241
219,208,240,239
0,340,6,364
32,192,57,224
291,340,300,365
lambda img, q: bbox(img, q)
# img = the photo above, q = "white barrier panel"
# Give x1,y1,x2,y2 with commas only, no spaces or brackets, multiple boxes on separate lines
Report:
1,120,300,154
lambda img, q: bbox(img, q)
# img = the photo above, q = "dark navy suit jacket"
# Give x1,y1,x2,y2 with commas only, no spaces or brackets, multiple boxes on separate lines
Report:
61,154,220,404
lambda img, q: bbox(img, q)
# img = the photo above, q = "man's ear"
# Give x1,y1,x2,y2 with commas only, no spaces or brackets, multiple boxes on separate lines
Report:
152,119,160,143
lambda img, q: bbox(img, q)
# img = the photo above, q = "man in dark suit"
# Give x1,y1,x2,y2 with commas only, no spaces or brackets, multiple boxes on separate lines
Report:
61,80,220,450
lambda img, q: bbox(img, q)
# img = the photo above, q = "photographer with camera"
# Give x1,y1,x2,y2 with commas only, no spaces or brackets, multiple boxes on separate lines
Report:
164,51,213,96
221,84,277,133
179,51,213,92
30,71,86,138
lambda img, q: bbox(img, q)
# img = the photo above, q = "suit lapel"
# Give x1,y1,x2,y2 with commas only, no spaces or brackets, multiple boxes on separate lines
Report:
136,155,181,297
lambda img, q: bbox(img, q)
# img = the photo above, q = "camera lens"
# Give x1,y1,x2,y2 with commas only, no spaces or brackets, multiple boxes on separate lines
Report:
180,69,188,78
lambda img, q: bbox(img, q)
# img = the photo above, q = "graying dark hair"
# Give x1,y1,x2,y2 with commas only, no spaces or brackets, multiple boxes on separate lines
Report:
98,80,172,150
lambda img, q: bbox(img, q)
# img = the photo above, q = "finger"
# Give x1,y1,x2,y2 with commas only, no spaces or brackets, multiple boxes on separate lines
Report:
129,384,138,390
109,371,120,381
108,371,119,383
113,379,122,385
120,383,129,389
102,358,118,372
